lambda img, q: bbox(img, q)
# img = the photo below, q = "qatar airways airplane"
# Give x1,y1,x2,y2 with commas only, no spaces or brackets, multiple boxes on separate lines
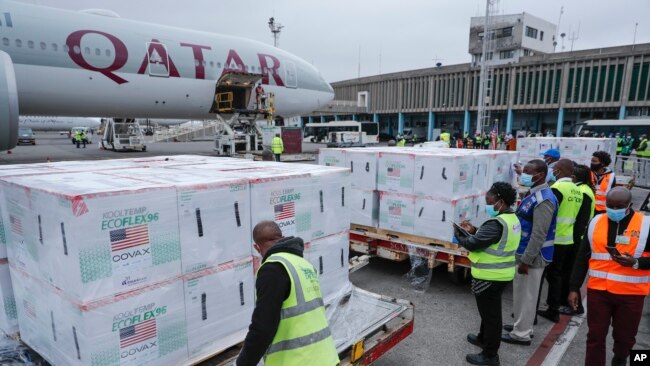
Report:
0,0,334,150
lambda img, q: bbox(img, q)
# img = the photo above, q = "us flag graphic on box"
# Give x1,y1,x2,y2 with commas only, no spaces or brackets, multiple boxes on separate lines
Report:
119,318,157,348
389,205,401,216
110,224,149,252
387,167,400,177
274,202,295,221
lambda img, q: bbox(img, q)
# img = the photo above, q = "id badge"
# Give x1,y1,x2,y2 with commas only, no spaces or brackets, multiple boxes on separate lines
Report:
615,235,631,245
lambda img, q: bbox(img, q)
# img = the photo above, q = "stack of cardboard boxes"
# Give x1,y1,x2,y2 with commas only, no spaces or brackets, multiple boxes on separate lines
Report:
0,156,351,365
319,147,520,242
517,137,617,166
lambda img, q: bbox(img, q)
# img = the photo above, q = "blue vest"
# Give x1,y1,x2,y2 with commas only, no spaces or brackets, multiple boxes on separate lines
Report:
515,187,558,262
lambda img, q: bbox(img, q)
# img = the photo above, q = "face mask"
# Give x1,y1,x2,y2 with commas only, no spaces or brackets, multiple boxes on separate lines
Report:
485,204,499,217
520,173,535,187
548,171,556,181
590,163,602,171
606,207,628,222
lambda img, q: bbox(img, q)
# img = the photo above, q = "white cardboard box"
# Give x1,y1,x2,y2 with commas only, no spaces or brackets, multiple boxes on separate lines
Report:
347,149,378,190
413,153,476,198
413,195,478,242
2,172,182,302
318,148,347,168
304,232,350,302
377,152,415,194
100,168,254,274
0,262,17,336
378,192,415,234
349,189,379,227
184,257,254,359
12,267,189,366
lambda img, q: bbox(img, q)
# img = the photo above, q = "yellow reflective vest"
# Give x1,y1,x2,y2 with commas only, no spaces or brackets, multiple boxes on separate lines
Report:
468,213,521,281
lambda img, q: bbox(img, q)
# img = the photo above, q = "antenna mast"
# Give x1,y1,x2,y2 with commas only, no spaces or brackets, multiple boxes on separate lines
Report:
268,17,284,47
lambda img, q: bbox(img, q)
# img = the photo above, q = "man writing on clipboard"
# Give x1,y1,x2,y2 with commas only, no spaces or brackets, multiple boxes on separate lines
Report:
568,187,650,366
454,182,521,366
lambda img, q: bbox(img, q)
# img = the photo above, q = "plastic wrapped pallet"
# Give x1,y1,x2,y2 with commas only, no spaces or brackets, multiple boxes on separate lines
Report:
11,267,189,366
304,232,350,302
349,189,379,227
99,168,253,273
377,151,415,194
413,195,478,242
1,172,182,302
378,192,415,234
0,262,17,336
318,148,347,167
184,257,254,360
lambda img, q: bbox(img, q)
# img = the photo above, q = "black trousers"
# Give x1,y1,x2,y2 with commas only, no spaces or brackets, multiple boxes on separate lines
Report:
274,154,281,162
545,244,576,312
473,279,510,357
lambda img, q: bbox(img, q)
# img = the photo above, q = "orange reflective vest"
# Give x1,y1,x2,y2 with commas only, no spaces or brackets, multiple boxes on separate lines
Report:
587,212,650,295
591,171,615,212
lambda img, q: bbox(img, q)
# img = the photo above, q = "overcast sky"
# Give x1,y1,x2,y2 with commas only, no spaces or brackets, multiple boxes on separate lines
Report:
21,0,650,82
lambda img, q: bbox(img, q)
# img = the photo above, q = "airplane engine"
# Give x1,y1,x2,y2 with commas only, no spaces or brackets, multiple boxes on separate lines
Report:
0,51,18,151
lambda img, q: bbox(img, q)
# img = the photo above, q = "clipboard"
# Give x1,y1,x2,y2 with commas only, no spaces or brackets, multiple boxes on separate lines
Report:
453,222,471,237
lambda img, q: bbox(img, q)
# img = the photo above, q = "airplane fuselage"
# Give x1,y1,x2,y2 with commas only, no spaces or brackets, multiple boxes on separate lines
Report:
0,1,333,120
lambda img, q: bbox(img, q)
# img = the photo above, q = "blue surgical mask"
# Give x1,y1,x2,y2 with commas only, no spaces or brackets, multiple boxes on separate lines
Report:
520,173,535,187
606,207,628,222
485,204,499,217
548,171,556,182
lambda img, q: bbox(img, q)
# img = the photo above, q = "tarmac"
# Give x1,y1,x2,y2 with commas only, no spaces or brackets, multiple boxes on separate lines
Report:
2,133,650,366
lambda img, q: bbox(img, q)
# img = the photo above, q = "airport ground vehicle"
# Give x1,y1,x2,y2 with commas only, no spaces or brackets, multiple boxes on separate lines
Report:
575,119,650,138
304,121,380,146
69,127,92,144
17,128,35,145
101,119,147,152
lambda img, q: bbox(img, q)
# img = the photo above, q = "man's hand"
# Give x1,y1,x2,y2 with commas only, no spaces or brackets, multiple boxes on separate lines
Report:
612,253,638,267
567,291,580,311
518,262,529,275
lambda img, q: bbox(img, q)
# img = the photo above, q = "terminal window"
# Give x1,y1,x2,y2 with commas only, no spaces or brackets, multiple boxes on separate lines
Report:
526,26,538,39
500,50,514,59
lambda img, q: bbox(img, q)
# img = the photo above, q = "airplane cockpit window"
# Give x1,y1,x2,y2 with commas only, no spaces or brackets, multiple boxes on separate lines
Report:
2,38,8,46
51,43,58,51
40,42,46,50
15,39,22,47
95,48,101,56
27,40,34,49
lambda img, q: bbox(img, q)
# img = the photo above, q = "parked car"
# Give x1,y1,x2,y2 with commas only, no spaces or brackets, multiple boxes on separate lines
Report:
17,128,36,145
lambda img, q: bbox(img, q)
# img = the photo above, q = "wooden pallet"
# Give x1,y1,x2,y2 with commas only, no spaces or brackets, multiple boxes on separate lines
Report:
350,224,460,251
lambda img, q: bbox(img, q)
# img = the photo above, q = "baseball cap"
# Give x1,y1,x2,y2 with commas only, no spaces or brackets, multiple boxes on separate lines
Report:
540,148,560,159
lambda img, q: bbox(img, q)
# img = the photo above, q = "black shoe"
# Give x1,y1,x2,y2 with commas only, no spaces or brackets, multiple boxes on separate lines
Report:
466,353,500,366
502,325,534,338
467,333,485,348
537,309,559,323
559,306,584,316
611,356,627,366
500,333,531,346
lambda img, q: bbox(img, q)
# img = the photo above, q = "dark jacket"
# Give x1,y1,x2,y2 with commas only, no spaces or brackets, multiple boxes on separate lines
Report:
456,210,514,252
236,237,305,366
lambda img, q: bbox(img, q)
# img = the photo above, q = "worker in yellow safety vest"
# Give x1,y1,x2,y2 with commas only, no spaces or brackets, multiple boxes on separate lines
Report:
271,133,284,162
568,188,650,366
440,130,451,146
455,182,521,366
637,134,649,157
237,221,339,366
538,159,583,323
397,136,406,147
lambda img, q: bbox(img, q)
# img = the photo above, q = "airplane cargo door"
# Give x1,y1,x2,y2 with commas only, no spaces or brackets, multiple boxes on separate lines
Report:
284,61,297,88
146,42,170,77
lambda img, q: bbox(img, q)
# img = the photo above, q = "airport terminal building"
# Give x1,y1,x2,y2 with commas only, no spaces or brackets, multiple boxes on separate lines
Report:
307,42,650,139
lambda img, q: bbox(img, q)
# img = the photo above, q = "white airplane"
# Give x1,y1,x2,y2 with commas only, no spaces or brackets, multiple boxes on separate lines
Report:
0,0,334,150
19,116,101,131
